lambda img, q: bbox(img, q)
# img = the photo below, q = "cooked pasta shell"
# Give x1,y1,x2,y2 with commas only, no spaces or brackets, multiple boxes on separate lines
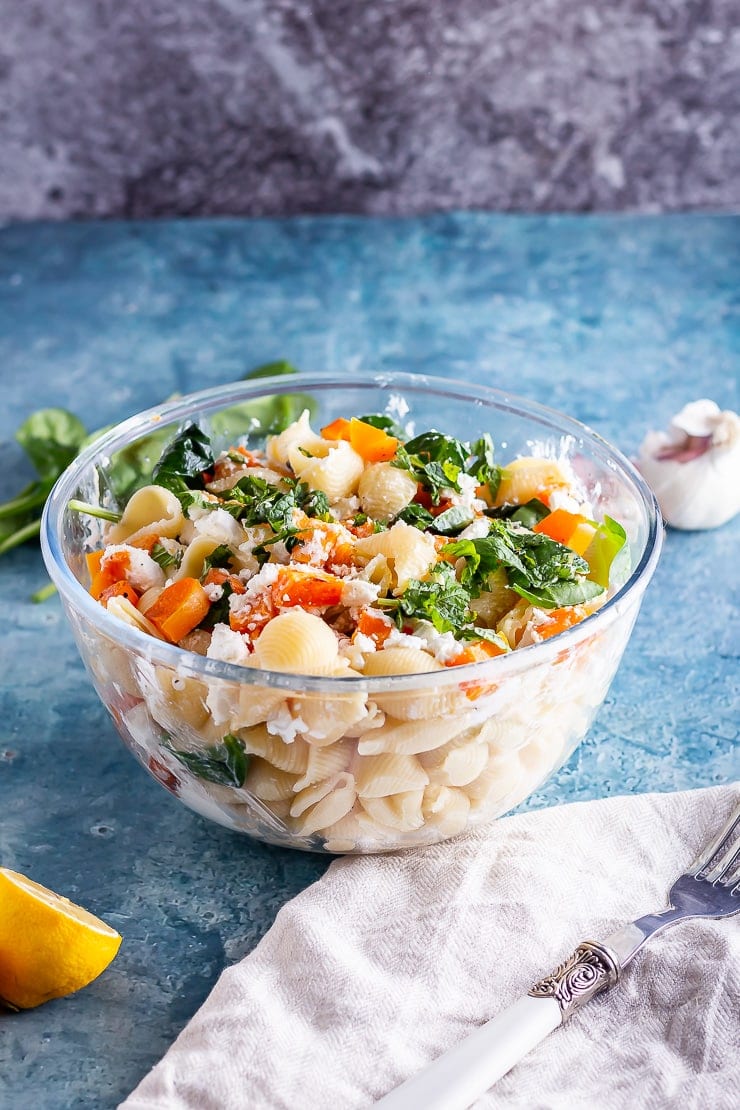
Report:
321,808,363,853
175,535,232,581
464,753,524,810
106,595,166,639
422,784,471,837
292,772,357,836
106,484,185,545
354,521,437,593
266,410,316,467
293,442,365,501
245,758,300,801
357,714,470,756
237,724,309,774
292,738,354,791
362,647,441,677
253,610,339,675
359,790,425,832
358,463,417,521
354,752,429,798
470,569,518,627
291,667,369,745
493,457,572,508
419,738,489,787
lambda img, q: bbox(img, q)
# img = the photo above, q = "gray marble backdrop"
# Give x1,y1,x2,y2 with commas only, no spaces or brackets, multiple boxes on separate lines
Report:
1,0,738,219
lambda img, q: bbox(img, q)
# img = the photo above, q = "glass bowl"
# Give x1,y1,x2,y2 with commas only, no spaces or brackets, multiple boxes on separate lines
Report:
41,372,662,853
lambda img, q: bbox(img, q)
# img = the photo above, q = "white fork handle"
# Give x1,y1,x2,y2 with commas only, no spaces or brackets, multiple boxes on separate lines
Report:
376,939,621,1109
375,995,561,1110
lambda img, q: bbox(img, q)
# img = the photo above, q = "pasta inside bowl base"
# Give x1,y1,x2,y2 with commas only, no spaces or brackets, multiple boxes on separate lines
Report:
42,373,661,854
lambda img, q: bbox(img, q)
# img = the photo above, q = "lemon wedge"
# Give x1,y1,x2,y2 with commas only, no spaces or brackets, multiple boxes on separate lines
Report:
0,867,122,1009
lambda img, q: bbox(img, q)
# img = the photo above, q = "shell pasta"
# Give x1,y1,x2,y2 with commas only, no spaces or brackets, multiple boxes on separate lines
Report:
84,407,630,851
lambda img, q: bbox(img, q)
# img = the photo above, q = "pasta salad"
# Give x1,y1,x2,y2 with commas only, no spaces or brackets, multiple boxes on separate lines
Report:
80,410,629,850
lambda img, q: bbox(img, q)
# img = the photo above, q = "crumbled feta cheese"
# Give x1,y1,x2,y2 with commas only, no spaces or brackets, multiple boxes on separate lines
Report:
101,544,165,593
206,623,251,666
329,495,360,521
203,582,224,602
193,508,245,547
384,627,427,652
243,562,280,596
266,705,306,744
299,529,333,566
340,578,380,608
458,517,491,540
412,622,462,663
353,632,377,654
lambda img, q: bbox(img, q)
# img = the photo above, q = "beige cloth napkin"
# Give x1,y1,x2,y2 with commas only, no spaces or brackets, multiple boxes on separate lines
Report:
122,784,740,1110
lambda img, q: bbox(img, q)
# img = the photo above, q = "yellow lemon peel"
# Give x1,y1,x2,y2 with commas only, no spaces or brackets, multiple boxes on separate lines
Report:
0,867,121,1010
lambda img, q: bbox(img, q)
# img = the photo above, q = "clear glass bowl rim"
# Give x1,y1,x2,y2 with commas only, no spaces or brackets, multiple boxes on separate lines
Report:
41,370,663,694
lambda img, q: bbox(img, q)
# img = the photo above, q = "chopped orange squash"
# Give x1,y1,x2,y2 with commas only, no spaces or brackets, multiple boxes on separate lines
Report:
348,418,398,462
320,417,352,441
146,577,211,643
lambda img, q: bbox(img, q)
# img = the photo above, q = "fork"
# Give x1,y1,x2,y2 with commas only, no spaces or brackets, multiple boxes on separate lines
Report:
376,798,740,1110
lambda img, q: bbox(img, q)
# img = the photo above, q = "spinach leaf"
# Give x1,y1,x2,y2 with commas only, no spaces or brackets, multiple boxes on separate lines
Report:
432,504,475,535
459,625,509,651
487,497,550,529
163,733,249,787
392,430,469,503
15,408,88,482
397,503,435,530
201,544,234,575
445,520,604,609
152,424,215,494
467,434,502,496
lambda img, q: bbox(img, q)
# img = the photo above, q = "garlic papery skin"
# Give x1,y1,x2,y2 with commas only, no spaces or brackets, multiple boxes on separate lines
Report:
636,400,740,530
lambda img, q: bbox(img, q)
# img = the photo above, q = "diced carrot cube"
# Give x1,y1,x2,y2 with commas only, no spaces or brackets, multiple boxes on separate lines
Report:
348,418,398,463
100,581,141,607
321,417,352,441
146,577,211,643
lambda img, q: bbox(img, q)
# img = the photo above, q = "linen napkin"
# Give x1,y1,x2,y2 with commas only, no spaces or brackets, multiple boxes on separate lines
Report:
122,784,740,1110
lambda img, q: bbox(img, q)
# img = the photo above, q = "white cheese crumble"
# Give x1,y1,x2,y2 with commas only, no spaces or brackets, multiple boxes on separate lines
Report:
206,623,251,666
100,544,165,593
458,517,491,540
329,495,360,521
384,627,427,653
203,582,224,602
412,622,462,663
193,507,245,547
340,578,380,608
266,705,307,744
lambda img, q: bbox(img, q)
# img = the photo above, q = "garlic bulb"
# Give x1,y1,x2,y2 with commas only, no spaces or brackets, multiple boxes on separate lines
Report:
636,400,740,530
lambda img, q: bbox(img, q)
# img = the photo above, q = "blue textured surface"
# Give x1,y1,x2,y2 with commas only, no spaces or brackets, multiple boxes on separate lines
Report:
0,214,738,1108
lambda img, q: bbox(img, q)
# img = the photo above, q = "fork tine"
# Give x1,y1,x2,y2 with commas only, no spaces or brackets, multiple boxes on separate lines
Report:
689,801,740,877
704,840,740,885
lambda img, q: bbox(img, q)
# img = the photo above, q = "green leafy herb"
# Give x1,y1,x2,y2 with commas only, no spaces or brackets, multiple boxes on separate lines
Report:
397,503,435,530
163,733,249,787
445,520,606,610
467,434,502,496
152,424,215,494
201,544,234,576
459,625,509,651
432,504,476,535
486,498,551,529
151,542,182,570
379,565,472,634
393,430,469,503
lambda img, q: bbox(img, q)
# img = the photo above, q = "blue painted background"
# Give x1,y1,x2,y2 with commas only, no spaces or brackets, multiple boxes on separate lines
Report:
0,214,738,1107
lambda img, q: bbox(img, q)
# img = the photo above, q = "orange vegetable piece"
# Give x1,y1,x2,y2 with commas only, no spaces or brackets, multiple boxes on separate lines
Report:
127,533,160,552
444,638,507,668
85,550,104,578
229,594,275,636
202,568,246,594
533,509,596,556
321,417,352,441
88,549,130,600
99,581,141,607
271,570,343,609
348,418,398,463
146,577,211,643
354,609,393,647
536,607,585,642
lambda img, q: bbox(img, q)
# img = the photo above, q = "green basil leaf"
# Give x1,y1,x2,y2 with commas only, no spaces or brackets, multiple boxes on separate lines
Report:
507,574,605,610
15,408,88,482
163,733,249,787
397,503,435,530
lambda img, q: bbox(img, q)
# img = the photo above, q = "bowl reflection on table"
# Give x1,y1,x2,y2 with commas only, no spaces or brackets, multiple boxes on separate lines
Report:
41,372,662,854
